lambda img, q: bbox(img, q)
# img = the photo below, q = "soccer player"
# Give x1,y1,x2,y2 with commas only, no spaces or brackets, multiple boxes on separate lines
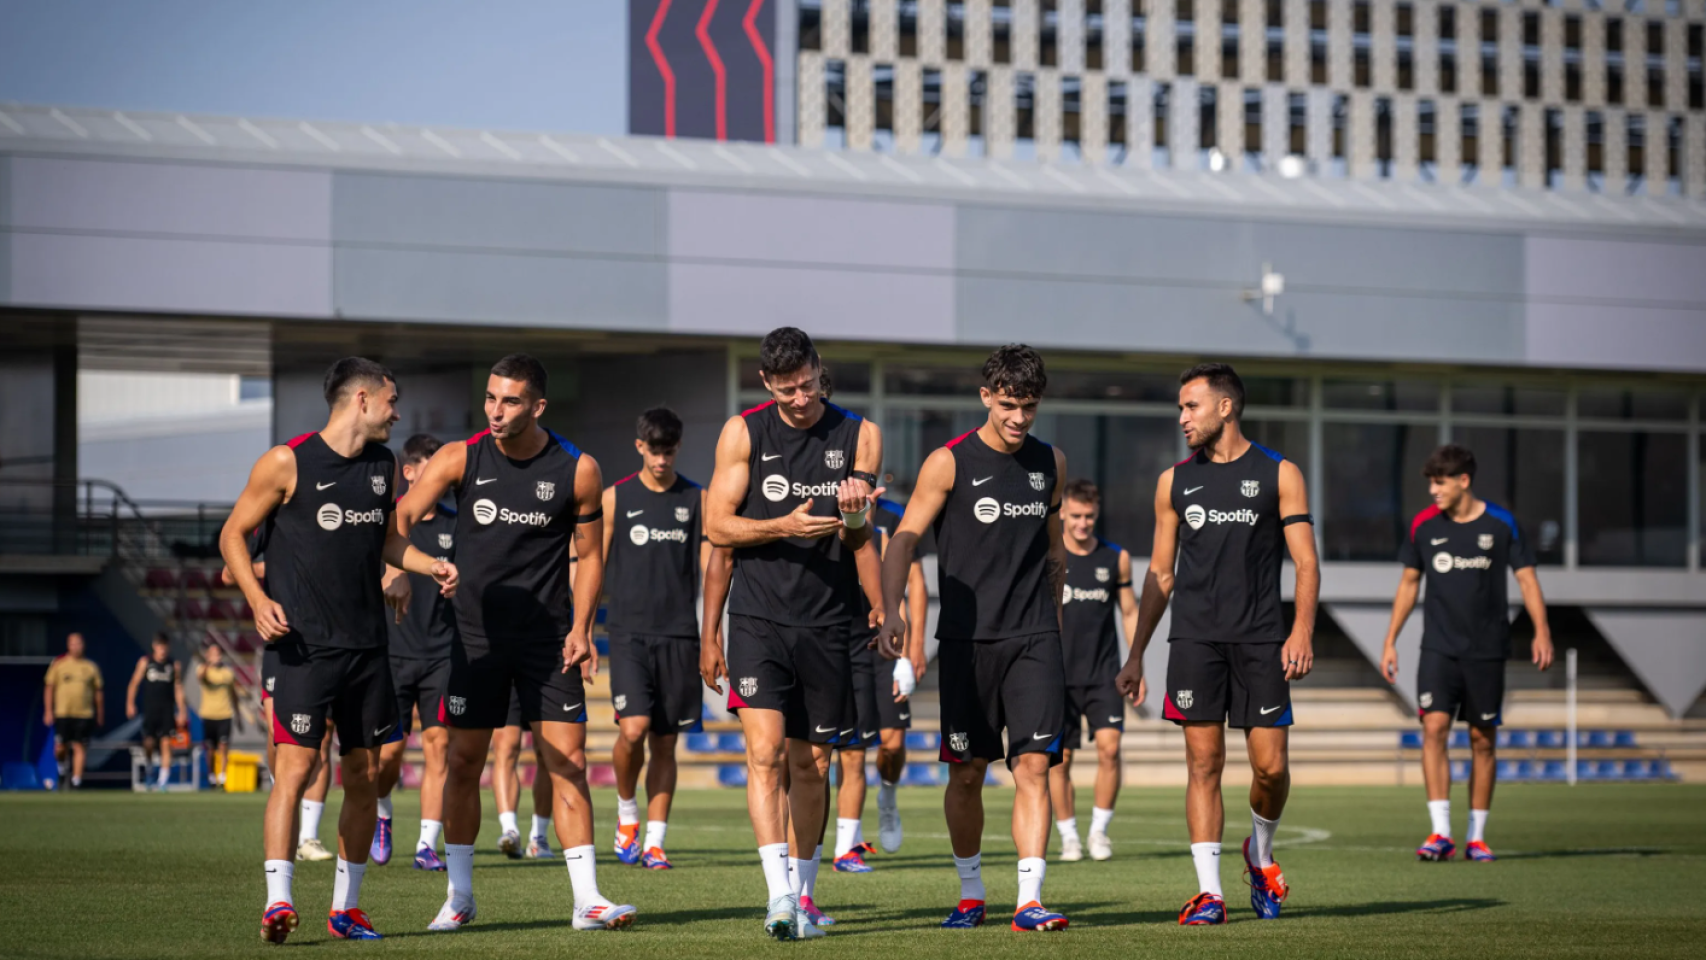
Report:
220,357,458,944
1050,479,1140,863
876,344,1071,934
605,407,709,871
371,433,458,871
128,633,185,791
43,632,102,789
196,643,236,787
1113,362,1320,926
699,327,884,941
1380,443,1554,863
831,495,928,873
491,693,558,859
396,354,635,933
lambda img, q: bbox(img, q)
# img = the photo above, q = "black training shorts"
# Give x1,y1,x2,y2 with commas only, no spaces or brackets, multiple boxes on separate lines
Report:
608,633,703,734
202,717,232,745
444,636,586,729
391,655,451,736
937,632,1066,768
1063,679,1126,750
1163,639,1293,729
725,614,851,746
1417,648,1505,727
54,716,95,745
268,638,396,751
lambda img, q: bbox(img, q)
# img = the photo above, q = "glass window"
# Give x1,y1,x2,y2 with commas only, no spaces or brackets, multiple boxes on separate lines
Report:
884,364,986,397
739,359,870,394
1033,414,1181,554
883,408,988,497
1322,422,1439,561
1323,379,1440,412
1243,418,1313,482
1244,376,1311,409
1577,387,1690,421
1042,370,1180,402
1454,426,1567,564
1452,383,1568,417
1578,430,1689,567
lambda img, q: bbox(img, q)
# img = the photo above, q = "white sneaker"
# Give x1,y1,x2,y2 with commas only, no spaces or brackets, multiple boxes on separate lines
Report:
428,898,476,932
878,792,903,853
1058,834,1084,862
526,834,554,859
497,830,522,859
572,901,636,931
765,895,798,940
1088,831,1113,861
296,837,333,861
794,908,827,939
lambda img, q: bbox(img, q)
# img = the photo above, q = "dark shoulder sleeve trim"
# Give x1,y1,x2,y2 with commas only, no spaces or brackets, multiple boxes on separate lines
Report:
1281,513,1313,527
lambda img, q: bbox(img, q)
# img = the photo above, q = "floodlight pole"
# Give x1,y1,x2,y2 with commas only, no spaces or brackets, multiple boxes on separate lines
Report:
1565,647,1578,786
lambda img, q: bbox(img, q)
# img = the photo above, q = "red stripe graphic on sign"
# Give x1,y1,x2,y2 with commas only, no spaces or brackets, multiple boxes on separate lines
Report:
743,0,774,143
646,0,677,138
697,0,727,140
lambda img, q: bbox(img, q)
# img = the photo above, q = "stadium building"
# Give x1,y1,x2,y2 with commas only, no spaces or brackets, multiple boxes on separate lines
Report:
2,0,1704,787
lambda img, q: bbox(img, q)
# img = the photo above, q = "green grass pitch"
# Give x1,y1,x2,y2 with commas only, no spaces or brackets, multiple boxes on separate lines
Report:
2,784,1703,959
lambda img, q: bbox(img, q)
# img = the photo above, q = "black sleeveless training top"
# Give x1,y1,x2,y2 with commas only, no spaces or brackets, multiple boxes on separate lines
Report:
933,429,1059,642
606,472,702,638
387,509,458,660
142,655,177,712
454,428,585,646
264,432,396,650
728,400,863,628
1061,537,1123,684
1168,442,1288,645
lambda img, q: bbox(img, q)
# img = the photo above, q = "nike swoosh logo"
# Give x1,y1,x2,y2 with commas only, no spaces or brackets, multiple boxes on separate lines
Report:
897,713,909,720
316,482,335,490
373,725,393,738
815,725,836,733
475,477,496,485
626,510,644,517
761,453,781,461
861,731,876,739
1431,538,1449,545
1109,716,1122,723
677,719,695,726
1259,705,1284,715
563,703,582,713
1183,486,1203,495
1032,732,1053,740
1481,713,1498,721
971,477,993,486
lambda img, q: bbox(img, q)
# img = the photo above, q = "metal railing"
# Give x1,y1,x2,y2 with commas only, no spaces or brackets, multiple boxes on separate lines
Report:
0,478,233,560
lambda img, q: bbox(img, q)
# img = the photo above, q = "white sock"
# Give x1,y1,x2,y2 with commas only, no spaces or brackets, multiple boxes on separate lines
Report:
1017,857,1045,906
564,844,602,910
157,764,170,786
788,857,810,896
1468,809,1489,844
954,853,985,902
834,818,860,858
1250,809,1279,868
759,843,791,900
1090,806,1115,837
644,820,667,851
419,820,443,852
264,860,294,906
332,858,365,911
299,800,324,843
498,810,519,835
1428,799,1452,838
1190,842,1223,897
376,795,393,821
617,796,640,826
1056,817,1079,843
445,844,475,903
531,814,552,840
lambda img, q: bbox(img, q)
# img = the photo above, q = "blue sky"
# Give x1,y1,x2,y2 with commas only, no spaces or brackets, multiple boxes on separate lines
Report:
0,0,627,134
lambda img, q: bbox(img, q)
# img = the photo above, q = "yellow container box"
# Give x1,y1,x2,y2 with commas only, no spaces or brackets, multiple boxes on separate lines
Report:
224,751,261,793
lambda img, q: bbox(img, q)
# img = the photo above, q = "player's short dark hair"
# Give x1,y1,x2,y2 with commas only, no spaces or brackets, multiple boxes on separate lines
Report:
758,327,820,378
982,344,1048,400
322,357,394,408
819,369,835,398
1422,444,1477,481
636,407,683,448
401,433,442,465
1063,478,1100,506
490,353,548,399
1179,362,1245,420
151,631,169,647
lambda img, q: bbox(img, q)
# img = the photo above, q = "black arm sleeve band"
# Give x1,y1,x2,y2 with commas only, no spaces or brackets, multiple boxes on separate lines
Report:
575,508,604,525
850,470,879,487
1281,513,1313,527
1116,581,1133,588
1047,501,1061,515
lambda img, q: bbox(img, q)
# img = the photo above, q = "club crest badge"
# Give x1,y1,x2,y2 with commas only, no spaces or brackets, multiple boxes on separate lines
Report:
1420,692,1434,709
1095,567,1110,583
613,695,627,712
290,713,312,735
738,677,758,698
536,481,555,502
1478,533,1494,550
438,533,454,550
824,449,845,469
948,732,969,753
1242,480,1260,498
1175,690,1194,710
1029,472,1047,492
676,506,691,523
447,696,466,716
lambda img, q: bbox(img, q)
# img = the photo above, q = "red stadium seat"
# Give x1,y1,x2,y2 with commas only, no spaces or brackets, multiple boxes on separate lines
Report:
144,568,177,590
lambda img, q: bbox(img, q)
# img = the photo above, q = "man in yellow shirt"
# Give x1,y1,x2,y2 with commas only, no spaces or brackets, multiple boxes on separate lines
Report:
43,633,103,789
198,643,238,787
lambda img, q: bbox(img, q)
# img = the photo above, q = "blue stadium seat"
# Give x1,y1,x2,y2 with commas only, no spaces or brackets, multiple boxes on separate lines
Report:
1583,730,1612,748
685,733,717,754
1399,731,1423,749
718,765,747,787
901,765,940,787
1450,760,1470,781
1535,730,1566,749
1499,730,1532,749
701,703,716,720
1613,730,1637,748
594,637,609,656
1496,759,1518,779
1541,760,1568,781
905,732,939,751
1449,731,1470,749
716,732,746,752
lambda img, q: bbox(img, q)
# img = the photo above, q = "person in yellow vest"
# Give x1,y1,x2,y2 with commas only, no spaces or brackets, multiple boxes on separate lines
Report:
43,632,104,789
198,643,238,787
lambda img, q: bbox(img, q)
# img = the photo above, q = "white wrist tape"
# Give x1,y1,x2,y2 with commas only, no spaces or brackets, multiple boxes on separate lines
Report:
893,657,916,696
841,504,868,528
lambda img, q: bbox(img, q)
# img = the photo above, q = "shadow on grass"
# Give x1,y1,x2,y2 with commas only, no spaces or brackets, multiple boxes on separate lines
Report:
1285,898,1503,919
1497,847,1668,860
